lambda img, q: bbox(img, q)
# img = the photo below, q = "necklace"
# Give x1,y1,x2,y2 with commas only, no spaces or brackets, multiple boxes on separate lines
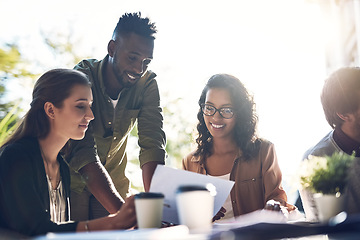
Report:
40,146,64,223
40,147,60,189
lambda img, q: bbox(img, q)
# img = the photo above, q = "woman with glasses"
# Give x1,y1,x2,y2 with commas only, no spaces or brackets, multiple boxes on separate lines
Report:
182,74,295,222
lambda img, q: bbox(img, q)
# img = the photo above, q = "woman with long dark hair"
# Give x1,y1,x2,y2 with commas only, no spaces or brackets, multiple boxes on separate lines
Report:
0,69,136,237
183,74,295,221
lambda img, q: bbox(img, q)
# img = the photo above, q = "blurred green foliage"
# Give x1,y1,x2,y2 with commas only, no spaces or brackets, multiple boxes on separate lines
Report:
0,103,20,145
299,152,355,194
0,44,33,143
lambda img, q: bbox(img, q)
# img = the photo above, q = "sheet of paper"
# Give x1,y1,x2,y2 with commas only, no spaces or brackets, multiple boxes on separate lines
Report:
149,165,235,224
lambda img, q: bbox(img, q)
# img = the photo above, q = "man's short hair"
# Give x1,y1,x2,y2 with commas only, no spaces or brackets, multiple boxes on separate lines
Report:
112,12,157,40
321,67,360,128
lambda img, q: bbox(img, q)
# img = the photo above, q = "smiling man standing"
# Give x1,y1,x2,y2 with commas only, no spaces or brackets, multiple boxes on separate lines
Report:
68,12,166,221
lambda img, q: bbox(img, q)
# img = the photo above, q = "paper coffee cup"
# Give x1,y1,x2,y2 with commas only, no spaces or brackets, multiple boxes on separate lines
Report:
134,192,164,228
176,184,216,233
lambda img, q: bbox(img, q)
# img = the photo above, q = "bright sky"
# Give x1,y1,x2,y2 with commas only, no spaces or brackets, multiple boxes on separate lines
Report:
1,0,335,201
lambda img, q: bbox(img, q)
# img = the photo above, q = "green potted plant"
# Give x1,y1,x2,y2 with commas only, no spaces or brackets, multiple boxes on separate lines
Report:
298,152,355,221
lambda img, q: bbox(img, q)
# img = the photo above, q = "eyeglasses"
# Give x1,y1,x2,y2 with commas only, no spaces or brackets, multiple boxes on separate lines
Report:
201,104,234,119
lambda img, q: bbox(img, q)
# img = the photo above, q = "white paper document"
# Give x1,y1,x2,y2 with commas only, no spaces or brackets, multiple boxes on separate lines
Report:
149,165,235,224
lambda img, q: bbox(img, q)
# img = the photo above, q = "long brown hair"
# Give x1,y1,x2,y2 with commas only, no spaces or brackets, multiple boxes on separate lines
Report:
2,69,91,147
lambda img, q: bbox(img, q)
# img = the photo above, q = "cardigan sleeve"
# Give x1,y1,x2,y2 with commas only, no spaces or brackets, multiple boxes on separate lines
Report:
0,144,78,237
260,142,288,205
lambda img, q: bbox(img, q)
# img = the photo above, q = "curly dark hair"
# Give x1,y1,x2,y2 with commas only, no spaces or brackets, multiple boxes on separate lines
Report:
321,67,360,129
112,12,157,40
194,74,261,161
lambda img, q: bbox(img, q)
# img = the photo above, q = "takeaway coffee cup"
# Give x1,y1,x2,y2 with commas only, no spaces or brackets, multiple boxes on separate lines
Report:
176,184,216,233
134,192,164,228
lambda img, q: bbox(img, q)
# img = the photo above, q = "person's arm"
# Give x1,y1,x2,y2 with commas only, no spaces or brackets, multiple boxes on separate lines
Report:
141,161,159,191
262,142,296,212
76,195,136,232
68,123,123,214
79,161,123,213
137,74,166,190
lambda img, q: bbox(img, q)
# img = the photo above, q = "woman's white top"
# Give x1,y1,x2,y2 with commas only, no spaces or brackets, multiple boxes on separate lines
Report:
46,175,66,223
210,172,235,222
